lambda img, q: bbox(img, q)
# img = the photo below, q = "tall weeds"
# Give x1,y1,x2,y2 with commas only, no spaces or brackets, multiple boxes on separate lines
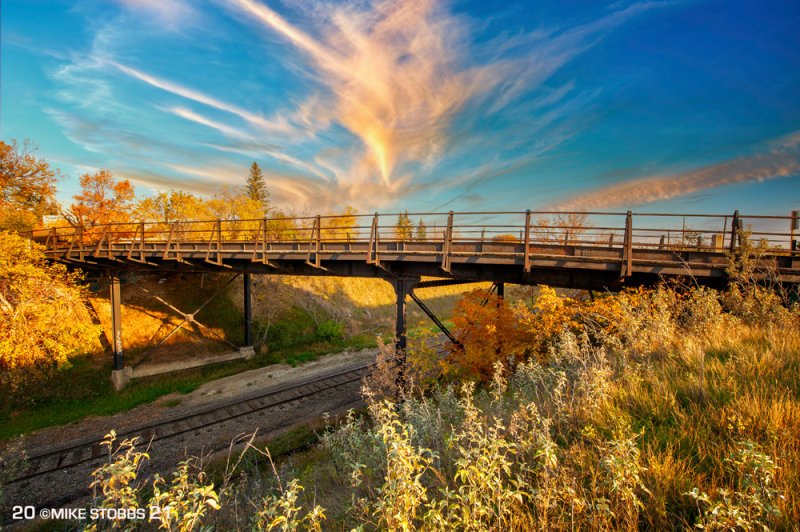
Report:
67,281,799,530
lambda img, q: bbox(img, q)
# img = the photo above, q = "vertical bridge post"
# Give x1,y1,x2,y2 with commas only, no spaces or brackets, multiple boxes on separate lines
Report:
621,211,633,278
523,210,531,272
110,273,123,371
729,210,741,253
390,278,417,394
243,273,253,347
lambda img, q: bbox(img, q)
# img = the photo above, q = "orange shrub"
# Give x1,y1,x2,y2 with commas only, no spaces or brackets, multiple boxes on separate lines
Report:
448,286,655,379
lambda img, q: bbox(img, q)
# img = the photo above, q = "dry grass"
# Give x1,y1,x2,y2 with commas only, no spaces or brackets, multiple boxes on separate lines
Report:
54,276,800,530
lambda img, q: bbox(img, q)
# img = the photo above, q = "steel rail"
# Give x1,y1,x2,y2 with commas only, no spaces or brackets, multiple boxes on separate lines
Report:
11,363,375,485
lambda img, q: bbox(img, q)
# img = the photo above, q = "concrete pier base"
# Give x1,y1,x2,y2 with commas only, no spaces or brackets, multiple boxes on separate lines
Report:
110,347,257,390
111,367,133,390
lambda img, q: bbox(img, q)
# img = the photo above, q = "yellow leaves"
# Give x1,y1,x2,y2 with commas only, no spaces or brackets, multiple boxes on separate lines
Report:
0,232,100,389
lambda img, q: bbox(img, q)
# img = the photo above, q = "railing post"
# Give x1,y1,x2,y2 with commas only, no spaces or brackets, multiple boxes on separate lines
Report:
729,210,740,253
524,210,531,272
621,211,633,277
163,222,181,261
316,214,322,268
45,227,56,251
204,219,224,265
367,212,380,266
139,222,145,260
441,211,454,272
93,225,109,257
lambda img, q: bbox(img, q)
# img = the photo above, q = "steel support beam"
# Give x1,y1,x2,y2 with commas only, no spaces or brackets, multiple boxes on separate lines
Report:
390,278,417,393
244,273,253,347
414,278,479,290
110,274,123,370
408,290,461,348
131,274,241,368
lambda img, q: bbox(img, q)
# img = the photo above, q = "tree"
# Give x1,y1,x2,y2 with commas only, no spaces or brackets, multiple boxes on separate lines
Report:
0,140,59,231
532,212,591,244
323,206,358,241
245,162,269,213
0,232,99,389
395,211,413,240
66,170,135,228
415,219,427,241
134,190,207,224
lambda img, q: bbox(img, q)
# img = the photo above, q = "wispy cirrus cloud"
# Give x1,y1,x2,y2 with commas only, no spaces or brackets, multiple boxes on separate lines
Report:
45,0,667,212
110,61,295,134
547,131,800,211
228,0,493,187
226,0,663,194
111,0,197,26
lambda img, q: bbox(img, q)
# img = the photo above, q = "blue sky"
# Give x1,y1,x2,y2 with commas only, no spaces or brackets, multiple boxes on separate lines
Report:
2,0,799,217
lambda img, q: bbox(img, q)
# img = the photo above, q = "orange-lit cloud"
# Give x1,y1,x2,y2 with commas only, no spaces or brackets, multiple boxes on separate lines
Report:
51,0,665,213
547,132,800,210
229,0,499,187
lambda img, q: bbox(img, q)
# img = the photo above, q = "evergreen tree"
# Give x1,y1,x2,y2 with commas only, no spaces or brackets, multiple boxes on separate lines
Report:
395,211,413,240
416,219,427,241
245,162,269,212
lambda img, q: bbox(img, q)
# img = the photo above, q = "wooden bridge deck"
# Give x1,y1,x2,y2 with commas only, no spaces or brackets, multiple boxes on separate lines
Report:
27,209,800,291
22,209,800,379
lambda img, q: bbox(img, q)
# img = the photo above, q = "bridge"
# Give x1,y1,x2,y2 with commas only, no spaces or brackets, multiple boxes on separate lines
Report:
25,209,800,386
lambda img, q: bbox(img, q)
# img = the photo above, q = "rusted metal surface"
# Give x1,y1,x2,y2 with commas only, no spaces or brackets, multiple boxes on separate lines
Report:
21,210,800,291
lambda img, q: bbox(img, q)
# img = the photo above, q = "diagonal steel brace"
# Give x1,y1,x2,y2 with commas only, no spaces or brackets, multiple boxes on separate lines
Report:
408,289,462,349
132,274,241,367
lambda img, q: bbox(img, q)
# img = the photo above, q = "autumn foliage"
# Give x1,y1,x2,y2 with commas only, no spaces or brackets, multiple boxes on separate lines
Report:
0,232,99,389
0,140,59,231
68,170,135,228
448,286,633,378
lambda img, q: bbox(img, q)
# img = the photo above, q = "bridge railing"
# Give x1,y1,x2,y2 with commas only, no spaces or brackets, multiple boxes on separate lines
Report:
23,210,800,258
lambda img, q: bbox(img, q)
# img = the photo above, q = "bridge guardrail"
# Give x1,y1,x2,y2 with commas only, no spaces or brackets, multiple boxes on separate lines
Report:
23,210,800,257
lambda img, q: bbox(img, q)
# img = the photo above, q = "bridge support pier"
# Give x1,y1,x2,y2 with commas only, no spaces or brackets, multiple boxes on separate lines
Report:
110,274,123,371
109,274,132,390
390,278,416,393
497,282,504,299
243,273,253,347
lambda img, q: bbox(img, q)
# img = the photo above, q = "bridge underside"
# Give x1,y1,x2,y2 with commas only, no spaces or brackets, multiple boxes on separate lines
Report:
45,237,799,388
48,239,800,291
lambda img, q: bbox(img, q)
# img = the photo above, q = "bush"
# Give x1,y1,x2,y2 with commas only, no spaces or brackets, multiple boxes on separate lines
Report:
317,319,344,342
0,231,100,389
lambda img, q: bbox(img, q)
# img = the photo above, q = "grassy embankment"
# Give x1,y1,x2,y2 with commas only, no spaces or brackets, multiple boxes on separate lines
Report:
0,273,488,440
122,282,797,531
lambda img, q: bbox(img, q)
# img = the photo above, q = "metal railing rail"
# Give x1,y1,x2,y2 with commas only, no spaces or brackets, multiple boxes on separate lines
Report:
22,210,800,271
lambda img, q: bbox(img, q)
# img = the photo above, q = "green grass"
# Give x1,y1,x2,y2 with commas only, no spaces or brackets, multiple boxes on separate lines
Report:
0,331,378,441
0,271,457,441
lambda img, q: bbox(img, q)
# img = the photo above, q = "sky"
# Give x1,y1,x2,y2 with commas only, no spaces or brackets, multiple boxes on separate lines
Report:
2,0,800,218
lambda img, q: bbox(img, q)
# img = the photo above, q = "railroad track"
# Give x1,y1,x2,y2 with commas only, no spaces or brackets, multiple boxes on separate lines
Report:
10,363,374,486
